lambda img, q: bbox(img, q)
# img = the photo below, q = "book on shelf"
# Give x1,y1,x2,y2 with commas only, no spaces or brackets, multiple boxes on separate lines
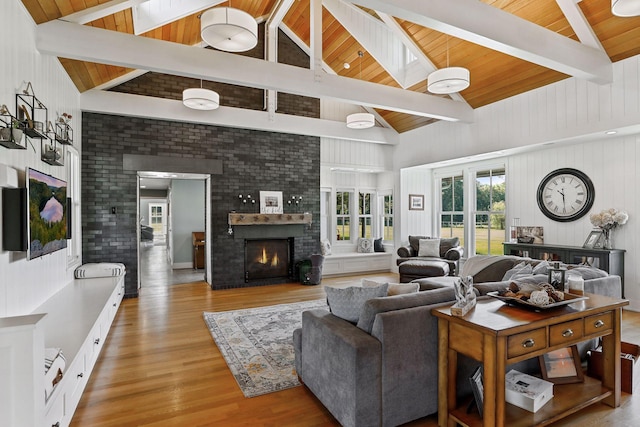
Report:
505,369,553,413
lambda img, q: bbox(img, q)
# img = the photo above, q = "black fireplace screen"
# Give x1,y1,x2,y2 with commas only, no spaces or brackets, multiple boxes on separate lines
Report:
245,238,293,281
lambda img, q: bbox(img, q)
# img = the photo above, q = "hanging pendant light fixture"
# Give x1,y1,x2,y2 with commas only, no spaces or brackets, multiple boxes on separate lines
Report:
200,6,258,53
612,0,640,16
183,79,220,110
427,36,470,94
346,51,375,129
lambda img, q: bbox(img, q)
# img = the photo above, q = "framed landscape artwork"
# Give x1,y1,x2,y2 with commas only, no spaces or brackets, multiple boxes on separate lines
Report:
409,194,424,211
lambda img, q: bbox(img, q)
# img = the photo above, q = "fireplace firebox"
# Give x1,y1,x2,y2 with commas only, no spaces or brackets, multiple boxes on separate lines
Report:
245,238,294,282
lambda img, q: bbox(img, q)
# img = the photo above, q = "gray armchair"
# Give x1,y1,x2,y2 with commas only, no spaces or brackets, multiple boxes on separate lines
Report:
396,235,463,275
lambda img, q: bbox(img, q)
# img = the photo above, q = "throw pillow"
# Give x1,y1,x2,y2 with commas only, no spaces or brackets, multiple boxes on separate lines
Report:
502,262,533,281
374,237,385,252
409,235,431,253
361,279,418,296
320,239,332,256
418,238,441,257
357,237,374,253
532,260,550,275
325,283,389,323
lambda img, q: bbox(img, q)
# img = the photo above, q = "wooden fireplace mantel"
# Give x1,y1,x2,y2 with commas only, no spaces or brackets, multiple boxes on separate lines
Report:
228,213,312,226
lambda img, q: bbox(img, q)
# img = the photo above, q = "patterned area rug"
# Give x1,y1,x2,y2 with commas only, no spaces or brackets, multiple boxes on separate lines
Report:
203,299,328,398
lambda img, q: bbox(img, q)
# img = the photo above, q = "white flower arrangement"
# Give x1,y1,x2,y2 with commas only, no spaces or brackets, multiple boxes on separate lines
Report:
589,208,629,231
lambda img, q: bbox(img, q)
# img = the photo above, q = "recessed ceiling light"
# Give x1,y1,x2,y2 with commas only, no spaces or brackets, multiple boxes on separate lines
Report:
344,63,350,69
605,130,617,135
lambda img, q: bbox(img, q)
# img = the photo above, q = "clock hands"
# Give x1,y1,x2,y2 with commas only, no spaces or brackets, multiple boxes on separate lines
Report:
556,189,566,207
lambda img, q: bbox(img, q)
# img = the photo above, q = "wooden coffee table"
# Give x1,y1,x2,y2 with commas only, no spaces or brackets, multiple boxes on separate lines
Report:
432,293,628,427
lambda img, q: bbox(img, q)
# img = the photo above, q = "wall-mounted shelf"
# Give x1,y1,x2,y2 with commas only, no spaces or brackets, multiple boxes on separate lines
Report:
41,138,64,166
16,92,47,139
55,122,73,145
0,111,26,149
228,213,312,226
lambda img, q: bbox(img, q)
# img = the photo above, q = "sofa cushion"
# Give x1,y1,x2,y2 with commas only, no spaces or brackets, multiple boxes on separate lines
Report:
439,237,460,257
356,287,456,334
501,262,532,281
418,239,441,257
357,237,374,253
325,283,388,323
408,235,431,253
532,260,551,275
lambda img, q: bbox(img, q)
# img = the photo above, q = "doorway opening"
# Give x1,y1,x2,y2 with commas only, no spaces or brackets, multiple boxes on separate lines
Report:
137,172,211,288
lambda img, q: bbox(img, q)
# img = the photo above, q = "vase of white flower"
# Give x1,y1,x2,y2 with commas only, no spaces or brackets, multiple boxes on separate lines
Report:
589,208,629,249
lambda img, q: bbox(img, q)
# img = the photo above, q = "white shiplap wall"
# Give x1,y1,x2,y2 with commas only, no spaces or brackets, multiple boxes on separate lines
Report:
394,55,640,311
0,1,81,317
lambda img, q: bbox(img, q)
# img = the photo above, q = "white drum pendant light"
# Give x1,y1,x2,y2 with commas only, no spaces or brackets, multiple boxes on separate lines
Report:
346,113,375,129
183,80,220,110
427,36,470,94
612,0,640,16
201,7,258,52
346,51,375,129
427,67,470,94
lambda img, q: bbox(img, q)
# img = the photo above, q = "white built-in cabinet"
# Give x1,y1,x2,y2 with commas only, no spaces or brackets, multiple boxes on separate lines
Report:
0,275,125,427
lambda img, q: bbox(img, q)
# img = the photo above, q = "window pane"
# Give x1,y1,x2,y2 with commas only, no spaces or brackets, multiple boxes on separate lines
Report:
359,217,372,238
441,177,453,211
475,214,489,255
453,175,464,211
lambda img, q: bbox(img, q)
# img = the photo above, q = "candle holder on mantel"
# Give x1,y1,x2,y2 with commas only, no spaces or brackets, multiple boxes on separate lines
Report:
238,194,257,212
287,195,303,212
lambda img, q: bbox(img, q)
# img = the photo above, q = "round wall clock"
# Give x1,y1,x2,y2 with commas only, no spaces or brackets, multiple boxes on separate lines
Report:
536,168,595,222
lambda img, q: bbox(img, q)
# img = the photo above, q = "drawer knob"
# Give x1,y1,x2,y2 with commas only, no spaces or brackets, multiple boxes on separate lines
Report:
594,319,605,328
77,372,84,379
522,338,535,348
53,423,60,427
94,338,100,345
113,303,117,307
562,329,574,337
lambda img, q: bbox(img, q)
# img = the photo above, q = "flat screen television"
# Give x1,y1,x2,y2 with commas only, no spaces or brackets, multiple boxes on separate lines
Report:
27,168,67,260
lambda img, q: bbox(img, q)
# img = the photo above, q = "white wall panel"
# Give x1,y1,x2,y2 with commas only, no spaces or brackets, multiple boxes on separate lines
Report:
0,1,81,317
321,137,393,171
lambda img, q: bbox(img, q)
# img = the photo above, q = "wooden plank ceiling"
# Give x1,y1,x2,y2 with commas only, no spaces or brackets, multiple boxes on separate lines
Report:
20,0,640,133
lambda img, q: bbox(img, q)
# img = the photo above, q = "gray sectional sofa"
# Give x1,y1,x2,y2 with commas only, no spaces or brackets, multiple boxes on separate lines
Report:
293,255,623,427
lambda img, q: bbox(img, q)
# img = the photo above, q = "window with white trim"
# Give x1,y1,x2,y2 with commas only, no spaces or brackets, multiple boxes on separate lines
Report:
439,174,464,247
66,146,81,267
358,191,373,238
380,193,393,241
336,191,352,241
473,168,506,255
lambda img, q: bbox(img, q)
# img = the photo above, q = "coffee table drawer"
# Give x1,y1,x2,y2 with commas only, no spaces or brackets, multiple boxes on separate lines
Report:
550,319,584,346
508,328,547,358
585,311,613,335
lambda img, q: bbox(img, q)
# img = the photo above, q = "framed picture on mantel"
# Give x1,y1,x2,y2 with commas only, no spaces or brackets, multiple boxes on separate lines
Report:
260,191,283,214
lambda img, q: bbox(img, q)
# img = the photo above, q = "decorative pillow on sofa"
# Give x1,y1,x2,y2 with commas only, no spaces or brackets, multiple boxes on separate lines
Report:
362,279,419,296
501,262,533,281
320,239,332,256
418,238,441,257
357,237,374,253
325,283,388,323
532,260,550,275
374,237,385,252
566,266,609,280
409,235,431,254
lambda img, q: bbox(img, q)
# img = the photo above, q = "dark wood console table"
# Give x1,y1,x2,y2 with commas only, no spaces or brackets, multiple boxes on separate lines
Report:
433,294,628,427
503,242,625,296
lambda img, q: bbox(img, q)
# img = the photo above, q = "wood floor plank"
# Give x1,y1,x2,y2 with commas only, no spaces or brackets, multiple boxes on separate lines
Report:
71,274,640,426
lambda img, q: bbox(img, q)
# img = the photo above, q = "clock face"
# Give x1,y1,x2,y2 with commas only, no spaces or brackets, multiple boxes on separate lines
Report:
537,168,595,222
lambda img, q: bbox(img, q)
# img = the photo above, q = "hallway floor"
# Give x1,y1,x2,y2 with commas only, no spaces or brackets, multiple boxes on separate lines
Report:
140,235,205,287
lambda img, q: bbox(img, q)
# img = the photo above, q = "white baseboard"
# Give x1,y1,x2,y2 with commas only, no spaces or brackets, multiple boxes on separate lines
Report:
172,262,192,269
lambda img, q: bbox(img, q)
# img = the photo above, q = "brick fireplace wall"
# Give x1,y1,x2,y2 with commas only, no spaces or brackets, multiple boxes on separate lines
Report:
82,26,320,295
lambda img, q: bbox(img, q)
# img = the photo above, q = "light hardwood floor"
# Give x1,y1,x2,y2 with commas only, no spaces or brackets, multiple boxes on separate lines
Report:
71,274,640,426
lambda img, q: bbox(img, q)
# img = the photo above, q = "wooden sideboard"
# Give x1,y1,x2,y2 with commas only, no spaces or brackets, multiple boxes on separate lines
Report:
503,242,626,296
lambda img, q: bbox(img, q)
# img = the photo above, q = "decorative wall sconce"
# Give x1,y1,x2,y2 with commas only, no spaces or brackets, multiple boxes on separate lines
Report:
239,194,256,205
288,195,303,211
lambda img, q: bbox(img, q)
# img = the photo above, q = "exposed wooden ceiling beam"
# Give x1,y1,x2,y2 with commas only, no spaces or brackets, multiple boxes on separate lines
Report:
36,20,474,122
347,0,613,84
60,0,149,25
555,0,605,51
80,90,400,144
